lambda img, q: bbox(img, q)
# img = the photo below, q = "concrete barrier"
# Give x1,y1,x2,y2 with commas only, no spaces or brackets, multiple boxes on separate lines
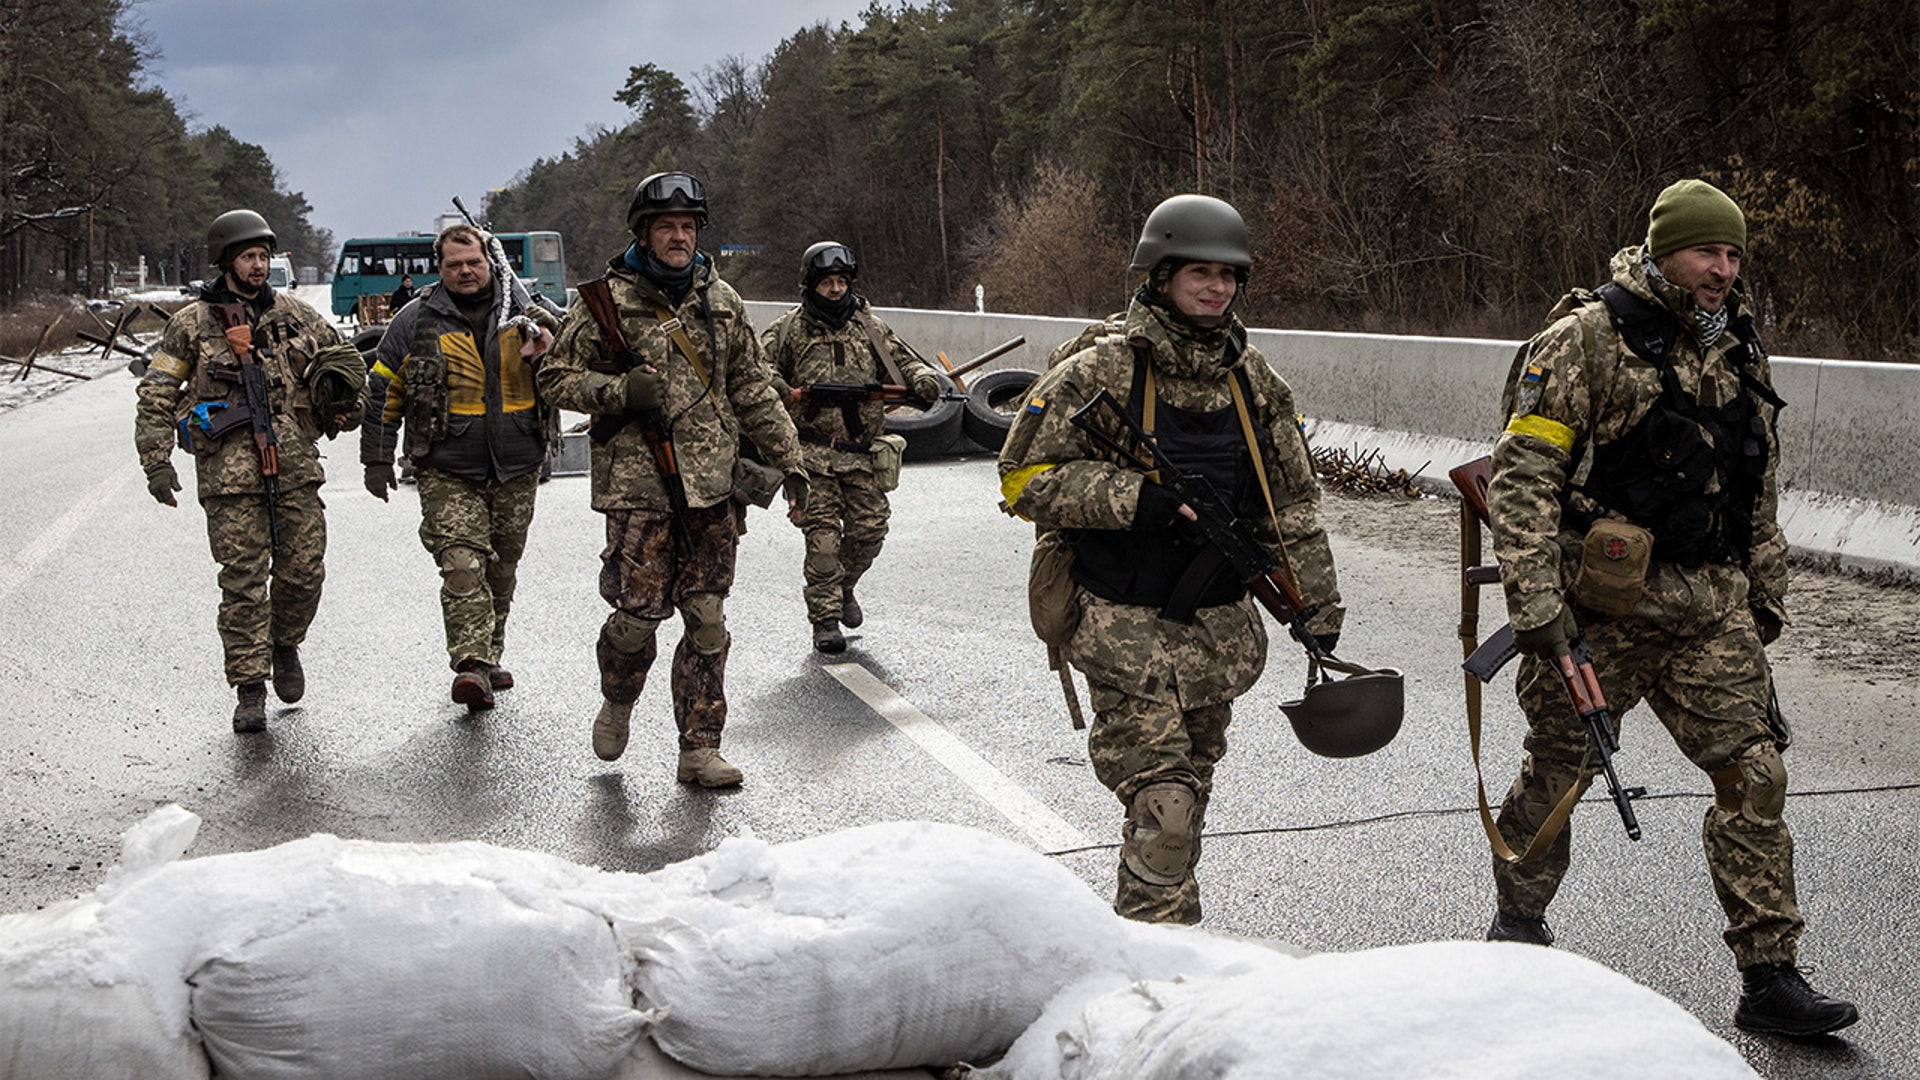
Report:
742,300,1920,576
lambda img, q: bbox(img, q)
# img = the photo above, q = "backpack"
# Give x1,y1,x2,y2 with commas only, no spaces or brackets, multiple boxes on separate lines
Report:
1025,314,1125,729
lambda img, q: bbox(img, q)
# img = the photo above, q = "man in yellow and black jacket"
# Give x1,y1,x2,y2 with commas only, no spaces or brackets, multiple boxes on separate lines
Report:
361,223,562,711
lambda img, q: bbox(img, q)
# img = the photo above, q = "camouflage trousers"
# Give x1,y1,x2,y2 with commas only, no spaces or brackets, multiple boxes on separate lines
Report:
201,483,326,686
1493,600,1802,967
1087,679,1233,925
596,502,737,750
415,468,539,670
800,467,889,623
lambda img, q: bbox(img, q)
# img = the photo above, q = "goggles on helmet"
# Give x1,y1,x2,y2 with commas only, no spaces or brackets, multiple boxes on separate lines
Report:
638,172,705,210
806,244,856,277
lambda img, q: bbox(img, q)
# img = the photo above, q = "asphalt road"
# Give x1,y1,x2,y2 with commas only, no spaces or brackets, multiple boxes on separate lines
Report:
3,365,1917,1079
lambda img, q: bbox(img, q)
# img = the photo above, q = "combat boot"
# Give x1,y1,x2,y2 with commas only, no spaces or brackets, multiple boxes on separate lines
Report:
486,664,514,691
1486,910,1554,946
840,588,864,628
813,619,846,654
270,645,304,704
232,683,268,734
451,661,495,712
593,700,633,762
1734,963,1859,1036
678,746,744,788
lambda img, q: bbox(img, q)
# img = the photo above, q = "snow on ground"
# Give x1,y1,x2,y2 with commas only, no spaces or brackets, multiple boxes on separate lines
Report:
0,807,1758,1079
0,285,348,416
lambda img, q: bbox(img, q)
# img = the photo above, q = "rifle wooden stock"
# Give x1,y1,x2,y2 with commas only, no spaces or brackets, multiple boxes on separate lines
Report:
213,302,281,548
1450,455,1493,527
574,278,693,554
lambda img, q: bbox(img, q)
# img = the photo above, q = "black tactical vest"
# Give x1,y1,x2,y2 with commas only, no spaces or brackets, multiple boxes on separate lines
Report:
1069,345,1269,610
1578,284,1782,567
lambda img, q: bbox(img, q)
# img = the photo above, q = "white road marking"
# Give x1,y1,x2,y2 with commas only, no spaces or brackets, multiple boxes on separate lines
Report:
824,662,1090,851
0,472,130,604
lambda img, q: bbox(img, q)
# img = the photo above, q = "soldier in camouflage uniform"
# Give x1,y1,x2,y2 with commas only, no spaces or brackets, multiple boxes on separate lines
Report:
997,195,1343,924
761,242,943,653
1485,179,1857,1036
134,209,365,733
362,224,563,711
537,171,806,787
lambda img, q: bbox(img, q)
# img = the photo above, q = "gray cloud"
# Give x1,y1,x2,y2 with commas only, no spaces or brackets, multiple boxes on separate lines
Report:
128,0,873,245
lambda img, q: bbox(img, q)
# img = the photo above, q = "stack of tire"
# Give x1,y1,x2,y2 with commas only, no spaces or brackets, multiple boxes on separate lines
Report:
885,366,1040,459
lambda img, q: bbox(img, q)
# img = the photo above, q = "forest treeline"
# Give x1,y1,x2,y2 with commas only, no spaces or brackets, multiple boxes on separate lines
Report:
489,0,1916,361
0,0,329,302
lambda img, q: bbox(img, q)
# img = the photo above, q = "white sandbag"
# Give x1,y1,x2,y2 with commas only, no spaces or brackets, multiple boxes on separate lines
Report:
175,836,649,1080
0,899,211,1080
602,821,1290,1077
0,806,212,1080
985,940,1759,1080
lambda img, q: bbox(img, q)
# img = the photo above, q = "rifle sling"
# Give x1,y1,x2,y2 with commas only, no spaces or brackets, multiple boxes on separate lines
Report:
1459,484,1590,864
648,300,713,386
856,311,908,386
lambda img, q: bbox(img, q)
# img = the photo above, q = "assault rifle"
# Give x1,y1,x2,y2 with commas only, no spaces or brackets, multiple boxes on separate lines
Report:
1450,456,1644,842
575,278,692,556
451,196,542,337
1067,387,1335,660
797,382,966,406
212,303,282,550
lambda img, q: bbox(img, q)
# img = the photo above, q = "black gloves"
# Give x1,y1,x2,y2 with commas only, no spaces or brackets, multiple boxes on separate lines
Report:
1133,482,1186,532
1513,605,1578,659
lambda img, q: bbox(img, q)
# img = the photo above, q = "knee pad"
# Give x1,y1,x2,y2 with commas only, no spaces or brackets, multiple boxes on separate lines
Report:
604,609,660,654
804,533,842,578
682,592,728,655
1710,743,1787,825
437,545,486,597
1122,782,1198,887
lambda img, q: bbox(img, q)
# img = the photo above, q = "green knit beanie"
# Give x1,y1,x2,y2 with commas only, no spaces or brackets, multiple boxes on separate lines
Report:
1647,179,1746,258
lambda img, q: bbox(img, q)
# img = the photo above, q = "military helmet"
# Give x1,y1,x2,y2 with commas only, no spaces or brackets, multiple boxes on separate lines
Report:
801,241,857,288
1129,194,1252,274
627,171,708,234
206,209,276,269
1280,667,1404,758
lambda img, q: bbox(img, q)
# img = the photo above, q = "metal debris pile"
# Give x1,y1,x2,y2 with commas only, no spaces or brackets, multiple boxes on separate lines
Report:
1312,444,1426,498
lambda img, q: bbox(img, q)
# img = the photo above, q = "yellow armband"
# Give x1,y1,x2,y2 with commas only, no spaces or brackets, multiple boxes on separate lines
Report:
1000,463,1055,514
1503,414,1576,454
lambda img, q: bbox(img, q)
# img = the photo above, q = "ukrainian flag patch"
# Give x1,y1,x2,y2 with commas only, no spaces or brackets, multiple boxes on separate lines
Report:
1026,397,1046,415
1522,362,1545,384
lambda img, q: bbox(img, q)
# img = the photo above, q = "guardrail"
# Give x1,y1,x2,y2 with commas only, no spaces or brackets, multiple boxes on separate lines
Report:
742,300,1920,575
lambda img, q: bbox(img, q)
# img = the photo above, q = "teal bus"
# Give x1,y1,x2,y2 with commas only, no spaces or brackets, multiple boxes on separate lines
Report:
330,231,567,319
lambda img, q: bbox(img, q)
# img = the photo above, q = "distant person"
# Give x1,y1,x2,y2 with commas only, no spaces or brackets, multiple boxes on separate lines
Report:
360,224,562,711
996,194,1347,924
389,274,417,311
537,171,806,786
761,241,942,653
1482,178,1858,1036
133,209,365,733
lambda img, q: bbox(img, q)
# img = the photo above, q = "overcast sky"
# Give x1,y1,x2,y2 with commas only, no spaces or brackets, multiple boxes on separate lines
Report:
127,0,878,250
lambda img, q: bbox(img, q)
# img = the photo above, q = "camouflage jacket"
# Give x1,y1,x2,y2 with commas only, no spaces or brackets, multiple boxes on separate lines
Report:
997,298,1343,708
134,286,350,498
761,301,939,474
1489,245,1787,636
537,255,802,512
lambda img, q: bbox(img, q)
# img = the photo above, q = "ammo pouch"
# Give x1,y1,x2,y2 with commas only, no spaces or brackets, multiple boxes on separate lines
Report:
870,433,907,493
400,351,449,459
1571,517,1654,617
731,456,784,509
175,398,253,454
1028,529,1082,647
